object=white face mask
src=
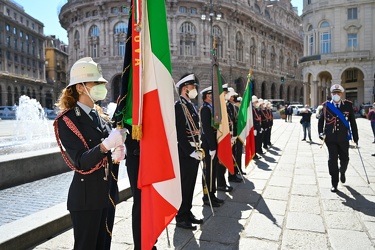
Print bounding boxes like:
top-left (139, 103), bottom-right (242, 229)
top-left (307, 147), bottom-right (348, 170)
top-left (84, 83), bottom-right (108, 102)
top-left (187, 88), bottom-right (198, 99)
top-left (332, 94), bottom-right (341, 102)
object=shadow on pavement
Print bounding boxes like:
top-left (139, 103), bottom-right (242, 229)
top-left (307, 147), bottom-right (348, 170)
top-left (337, 186), bottom-right (375, 217)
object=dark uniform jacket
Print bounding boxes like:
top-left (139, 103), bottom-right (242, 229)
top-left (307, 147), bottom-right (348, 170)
top-left (175, 96), bottom-right (200, 157)
top-left (252, 107), bottom-right (262, 132)
top-left (55, 105), bottom-right (114, 211)
top-left (200, 102), bottom-right (217, 151)
top-left (318, 100), bottom-right (359, 143)
top-left (227, 102), bottom-right (239, 136)
top-left (260, 108), bottom-right (269, 129)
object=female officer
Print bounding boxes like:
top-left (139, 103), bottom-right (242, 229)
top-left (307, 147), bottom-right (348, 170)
top-left (54, 57), bottom-right (126, 250)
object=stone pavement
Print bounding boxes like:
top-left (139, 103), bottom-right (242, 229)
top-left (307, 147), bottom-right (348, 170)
top-left (10, 116), bottom-right (375, 249)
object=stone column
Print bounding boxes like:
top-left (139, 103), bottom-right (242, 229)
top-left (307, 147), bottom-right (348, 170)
top-left (363, 78), bottom-right (374, 103)
top-left (310, 80), bottom-right (319, 108)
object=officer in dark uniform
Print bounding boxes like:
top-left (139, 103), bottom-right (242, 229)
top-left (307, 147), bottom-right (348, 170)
top-left (252, 95), bottom-right (263, 158)
top-left (226, 88), bottom-right (243, 182)
top-left (54, 57), bottom-right (127, 250)
top-left (318, 84), bottom-right (359, 192)
top-left (258, 98), bottom-right (269, 150)
top-left (200, 86), bottom-right (224, 207)
top-left (265, 101), bottom-right (274, 147)
top-left (174, 74), bottom-right (204, 230)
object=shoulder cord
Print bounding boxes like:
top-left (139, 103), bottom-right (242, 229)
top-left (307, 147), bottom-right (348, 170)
top-left (53, 112), bottom-right (108, 175)
top-left (253, 107), bottom-right (261, 121)
top-left (181, 103), bottom-right (199, 135)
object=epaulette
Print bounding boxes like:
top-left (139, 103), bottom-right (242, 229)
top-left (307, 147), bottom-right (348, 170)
top-left (344, 99), bottom-right (352, 104)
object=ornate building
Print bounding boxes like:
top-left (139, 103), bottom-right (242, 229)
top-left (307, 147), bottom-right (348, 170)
top-left (0, 0), bottom-right (50, 107)
top-left (59, 0), bottom-right (303, 104)
top-left (300, 0), bottom-right (375, 108)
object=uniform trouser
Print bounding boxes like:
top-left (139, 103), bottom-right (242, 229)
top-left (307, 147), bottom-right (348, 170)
top-left (255, 132), bottom-right (263, 154)
top-left (202, 142), bottom-right (217, 198)
top-left (217, 162), bottom-right (228, 187)
top-left (326, 140), bottom-right (349, 187)
top-left (230, 138), bottom-right (243, 175)
top-left (126, 154), bottom-right (142, 250)
top-left (70, 208), bottom-right (107, 250)
top-left (302, 122), bottom-right (311, 140)
top-left (265, 126), bottom-right (272, 145)
top-left (176, 155), bottom-right (199, 222)
top-left (263, 128), bottom-right (270, 148)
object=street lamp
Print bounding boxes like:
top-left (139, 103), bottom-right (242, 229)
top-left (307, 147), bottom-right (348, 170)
top-left (201, 0), bottom-right (222, 58)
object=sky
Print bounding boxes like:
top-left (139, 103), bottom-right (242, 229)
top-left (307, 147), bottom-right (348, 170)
top-left (16, 0), bottom-right (303, 46)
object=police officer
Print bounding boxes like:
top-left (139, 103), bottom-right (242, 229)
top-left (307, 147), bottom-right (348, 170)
top-left (226, 88), bottom-right (244, 181)
top-left (174, 74), bottom-right (204, 230)
top-left (318, 84), bottom-right (359, 192)
top-left (200, 86), bottom-right (224, 207)
top-left (252, 95), bottom-right (263, 158)
top-left (258, 98), bottom-right (269, 150)
top-left (54, 57), bottom-right (127, 250)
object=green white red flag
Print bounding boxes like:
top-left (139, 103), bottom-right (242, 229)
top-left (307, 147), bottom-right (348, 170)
top-left (212, 58), bottom-right (234, 174)
top-left (237, 73), bottom-right (255, 166)
top-left (138, 1), bottom-right (182, 249)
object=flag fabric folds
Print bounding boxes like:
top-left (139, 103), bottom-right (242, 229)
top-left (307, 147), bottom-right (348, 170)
top-left (212, 58), bottom-right (235, 174)
top-left (237, 74), bottom-right (256, 167)
top-left (138, 1), bottom-right (181, 249)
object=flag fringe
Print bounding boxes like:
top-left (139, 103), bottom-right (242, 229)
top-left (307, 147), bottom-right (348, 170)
top-left (132, 125), bottom-right (143, 140)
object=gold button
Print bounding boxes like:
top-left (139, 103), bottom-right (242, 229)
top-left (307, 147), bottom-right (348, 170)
top-left (81, 179), bottom-right (84, 181)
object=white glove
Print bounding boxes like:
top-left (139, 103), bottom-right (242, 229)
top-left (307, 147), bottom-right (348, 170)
top-left (209, 150), bottom-right (216, 158)
top-left (102, 128), bottom-right (127, 150)
top-left (254, 130), bottom-right (257, 136)
top-left (112, 144), bottom-right (126, 162)
top-left (231, 137), bottom-right (237, 145)
top-left (260, 128), bottom-right (263, 133)
top-left (190, 150), bottom-right (204, 161)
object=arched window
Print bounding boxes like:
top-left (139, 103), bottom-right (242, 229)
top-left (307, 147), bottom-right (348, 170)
top-left (307, 25), bottom-right (314, 56)
top-left (254, 4), bottom-right (261, 14)
top-left (236, 32), bottom-right (243, 62)
top-left (319, 21), bottom-right (331, 54)
top-left (265, 10), bottom-right (271, 19)
top-left (212, 25), bottom-right (223, 58)
top-left (250, 38), bottom-right (256, 66)
top-left (113, 22), bottom-right (128, 56)
top-left (179, 22), bottom-right (197, 56)
top-left (89, 25), bottom-right (100, 57)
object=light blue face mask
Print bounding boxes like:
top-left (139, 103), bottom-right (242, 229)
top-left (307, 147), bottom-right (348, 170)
top-left (332, 94), bottom-right (341, 102)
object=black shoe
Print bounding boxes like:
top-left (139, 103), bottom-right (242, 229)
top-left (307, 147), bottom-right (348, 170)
top-left (253, 155), bottom-right (262, 159)
top-left (263, 146), bottom-right (268, 149)
top-left (211, 196), bottom-right (224, 203)
top-left (372, 153), bottom-right (375, 157)
top-left (258, 151), bottom-right (265, 155)
top-left (340, 173), bottom-right (346, 183)
top-left (309, 138), bottom-right (312, 141)
top-left (203, 199), bottom-right (221, 207)
top-left (331, 186), bottom-right (338, 192)
top-left (188, 215), bottom-right (203, 224)
top-left (176, 221), bottom-right (197, 230)
top-left (240, 170), bottom-right (247, 175)
top-left (217, 185), bottom-right (233, 192)
top-left (301, 139), bottom-right (306, 141)
top-left (229, 176), bottom-right (242, 183)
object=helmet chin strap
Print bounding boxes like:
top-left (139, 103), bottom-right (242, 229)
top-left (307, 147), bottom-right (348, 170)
top-left (82, 83), bottom-right (96, 105)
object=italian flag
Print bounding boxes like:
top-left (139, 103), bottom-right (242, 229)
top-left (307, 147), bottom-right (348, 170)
top-left (237, 76), bottom-right (255, 167)
top-left (212, 62), bottom-right (234, 174)
top-left (138, 1), bottom-right (181, 249)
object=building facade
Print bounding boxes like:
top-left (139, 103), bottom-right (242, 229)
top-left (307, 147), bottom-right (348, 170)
top-left (0, 0), bottom-right (51, 107)
top-left (45, 35), bottom-right (69, 108)
top-left (300, 0), bottom-right (375, 108)
top-left (59, 0), bottom-right (303, 105)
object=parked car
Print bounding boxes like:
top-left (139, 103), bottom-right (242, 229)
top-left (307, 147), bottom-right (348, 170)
top-left (288, 104), bottom-right (304, 115)
top-left (360, 104), bottom-right (373, 118)
top-left (0, 106), bottom-right (17, 120)
top-left (44, 108), bottom-right (57, 120)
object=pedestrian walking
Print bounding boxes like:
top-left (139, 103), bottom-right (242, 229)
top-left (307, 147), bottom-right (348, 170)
top-left (318, 84), bottom-right (359, 192)
top-left (174, 74), bottom-right (204, 230)
top-left (54, 57), bottom-right (127, 250)
top-left (367, 102), bottom-right (375, 143)
top-left (300, 104), bottom-right (312, 142)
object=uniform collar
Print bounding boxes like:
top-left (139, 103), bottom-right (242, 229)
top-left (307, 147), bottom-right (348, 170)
top-left (77, 101), bottom-right (92, 115)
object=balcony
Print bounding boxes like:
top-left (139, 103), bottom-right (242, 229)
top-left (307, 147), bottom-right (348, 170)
top-left (299, 50), bottom-right (371, 64)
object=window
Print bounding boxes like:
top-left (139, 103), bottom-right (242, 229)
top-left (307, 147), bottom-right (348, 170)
top-left (179, 7), bottom-right (187, 13)
top-left (254, 4), bottom-right (261, 13)
top-left (89, 25), bottom-right (100, 36)
top-left (346, 69), bottom-right (358, 82)
top-left (111, 7), bottom-right (119, 14)
top-left (348, 8), bottom-right (357, 20)
top-left (7, 36), bottom-right (11, 47)
top-left (14, 38), bottom-right (17, 49)
top-left (122, 6), bottom-right (129, 13)
top-left (190, 8), bottom-right (197, 14)
top-left (179, 22), bottom-right (197, 56)
top-left (93, 10), bottom-right (98, 16)
top-left (308, 0), bottom-right (312, 4)
top-left (20, 31), bottom-right (23, 38)
top-left (6, 24), bottom-right (10, 32)
top-left (13, 27), bottom-right (17, 35)
top-left (320, 32), bottom-right (331, 54)
top-left (86, 12), bottom-right (91, 18)
top-left (308, 35), bottom-right (314, 55)
top-left (348, 33), bottom-right (357, 49)
top-left (114, 22), bottom-right (127, 34)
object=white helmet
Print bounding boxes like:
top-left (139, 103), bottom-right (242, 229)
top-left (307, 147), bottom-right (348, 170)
top-left (68, 57), bottom-right (108, 87)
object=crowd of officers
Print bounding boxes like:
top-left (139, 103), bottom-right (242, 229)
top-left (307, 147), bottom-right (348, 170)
top-left (174, 73), bottom-right (274, 230)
